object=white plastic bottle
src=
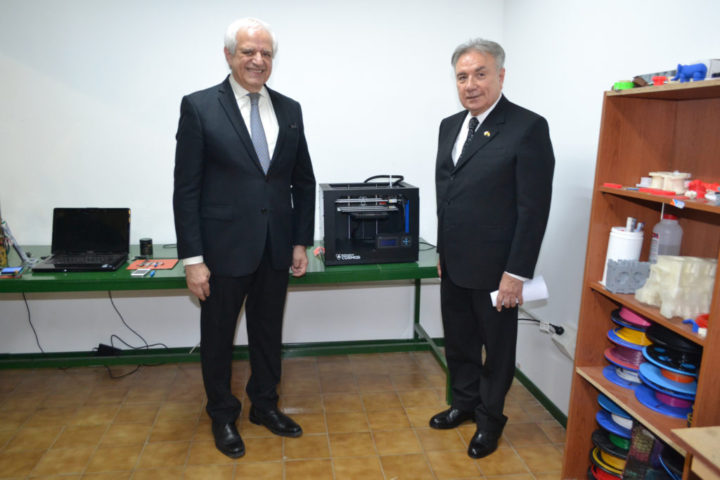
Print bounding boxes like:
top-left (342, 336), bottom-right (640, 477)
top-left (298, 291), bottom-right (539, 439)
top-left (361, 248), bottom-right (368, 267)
top-left (649, 214), bottom-right (683, 263)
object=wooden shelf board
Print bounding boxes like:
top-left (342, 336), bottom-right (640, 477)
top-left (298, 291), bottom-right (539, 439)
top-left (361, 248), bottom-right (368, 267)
top-left (576, 366), bottom-right (686, 454)
top-left (671, 426), bottom-right (720, 479)
top-left (589, 282), bottom-right (706, 347)
top-left (599, 187), bottom-right (720, 215)
top-left (606, 78), bottom-right (720, 100)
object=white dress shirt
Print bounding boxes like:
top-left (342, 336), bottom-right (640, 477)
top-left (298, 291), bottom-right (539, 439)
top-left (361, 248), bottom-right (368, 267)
top-left (227, 74), bottom-right (279, 157)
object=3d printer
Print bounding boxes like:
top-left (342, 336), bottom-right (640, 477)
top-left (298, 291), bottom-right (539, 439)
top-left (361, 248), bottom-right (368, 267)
top-left (320, 176), bottom-right (419, 265)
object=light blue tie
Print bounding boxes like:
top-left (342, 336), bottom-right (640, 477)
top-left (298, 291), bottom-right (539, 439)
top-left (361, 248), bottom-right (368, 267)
top-left (248, 92), bottom-right (271, 173)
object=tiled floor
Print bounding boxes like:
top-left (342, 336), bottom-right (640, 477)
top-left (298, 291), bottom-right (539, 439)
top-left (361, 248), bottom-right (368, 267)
top-left (0, 352), bottom-right (565, 479)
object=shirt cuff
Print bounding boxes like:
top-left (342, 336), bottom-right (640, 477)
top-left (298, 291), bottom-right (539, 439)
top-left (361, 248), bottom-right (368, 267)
top-left (505, 271), bottom-right (529, 282)
top-left (182, 256), bottom-right (204, 266)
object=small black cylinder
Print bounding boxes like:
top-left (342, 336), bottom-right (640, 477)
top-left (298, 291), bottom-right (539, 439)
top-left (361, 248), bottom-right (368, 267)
top-left (139, 238), bottom-right (153, 257)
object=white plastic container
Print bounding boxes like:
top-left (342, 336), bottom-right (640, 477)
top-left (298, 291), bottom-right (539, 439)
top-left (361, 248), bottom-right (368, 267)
top-left (649, 214), bottom-right (683, 263)
top-left (601, 226), bottom-right (644, 285)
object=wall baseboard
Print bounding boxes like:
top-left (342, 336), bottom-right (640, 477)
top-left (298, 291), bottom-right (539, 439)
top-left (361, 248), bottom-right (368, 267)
top-left (0, 338), bottom-right (444, 369)
top-left (514, 367), bottom-right (568, 428)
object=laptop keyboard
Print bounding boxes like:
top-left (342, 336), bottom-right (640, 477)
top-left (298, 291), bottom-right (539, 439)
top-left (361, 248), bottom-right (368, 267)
top-left (50, 254), bottom-right (121, 266)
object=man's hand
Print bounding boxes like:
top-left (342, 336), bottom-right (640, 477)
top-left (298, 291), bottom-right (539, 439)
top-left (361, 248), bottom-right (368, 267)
top-left (495, 272), bottom-right (523, 312)
top-left (185, 262), bottom-right (211, 301)
top-left (437, 260), bottom-right (442, 278)
top-left (291, 245), bottom-right (308, 277)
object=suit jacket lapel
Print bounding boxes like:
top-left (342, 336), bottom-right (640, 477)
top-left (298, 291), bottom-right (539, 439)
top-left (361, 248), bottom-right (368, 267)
top-left (439, 112), bottom-right (465, 169)
top-left (267, 87), bottom-right (288, 170)
top-left (217, 77), bottom-right (265, 173)
top-left (453, 95), bottom-right (508, 172)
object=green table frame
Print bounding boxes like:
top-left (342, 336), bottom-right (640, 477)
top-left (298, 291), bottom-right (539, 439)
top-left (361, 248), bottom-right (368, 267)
top-left (1, 244), bottom-right (571, 421)
top-left (0, 244), bottom-right (448, 393)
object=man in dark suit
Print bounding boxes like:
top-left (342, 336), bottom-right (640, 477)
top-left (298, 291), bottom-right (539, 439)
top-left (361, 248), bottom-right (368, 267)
top-left (173, 17), bottom-right (316, 458)
top-left (430, 38), bottom-right (554, 459)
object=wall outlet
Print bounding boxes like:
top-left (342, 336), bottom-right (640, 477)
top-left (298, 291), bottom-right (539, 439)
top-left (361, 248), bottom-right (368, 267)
top-left (551, 323), bottom-right (577, 360)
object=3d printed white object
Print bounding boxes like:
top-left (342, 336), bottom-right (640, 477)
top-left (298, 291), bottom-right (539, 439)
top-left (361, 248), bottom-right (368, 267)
top-left (635, 255), bottom-right (716, 318)
top-left (648, 171), bottom-right (691, 194)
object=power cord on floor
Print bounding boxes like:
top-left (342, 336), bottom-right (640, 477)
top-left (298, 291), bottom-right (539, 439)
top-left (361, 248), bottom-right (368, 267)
top-left (99, 291), bottom-right (170, 379)
top-left (102, 364), bottom-right (141, 379)
top-left (17, 291), bottom-right (171, 377)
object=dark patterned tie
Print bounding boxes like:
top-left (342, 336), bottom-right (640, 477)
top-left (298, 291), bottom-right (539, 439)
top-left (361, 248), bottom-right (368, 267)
top-left (460, 116), bottom-right (479, 160)
top-left (248, 93), bottom-right (271, 173)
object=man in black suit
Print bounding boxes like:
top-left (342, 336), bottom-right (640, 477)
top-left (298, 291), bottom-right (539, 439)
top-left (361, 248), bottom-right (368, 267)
top-left (430, 38), bottom-right (554, 459)
top-left (173, 17), bottom-right (316, 458)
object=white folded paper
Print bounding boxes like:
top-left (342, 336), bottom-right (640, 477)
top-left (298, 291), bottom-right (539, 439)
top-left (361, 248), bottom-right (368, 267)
top-left (490, 275), bottom-right (549, 307)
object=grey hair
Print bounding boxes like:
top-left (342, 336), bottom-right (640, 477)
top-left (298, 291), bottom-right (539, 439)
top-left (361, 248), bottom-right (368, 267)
top-left (224, 17), bottom-right (278, 57)
top-left (451, 38), bottom-right (505, 70)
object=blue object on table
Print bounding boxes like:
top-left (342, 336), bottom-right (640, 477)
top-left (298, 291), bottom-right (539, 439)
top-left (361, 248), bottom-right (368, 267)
top-left (682, 318), bottom-right (699, 332)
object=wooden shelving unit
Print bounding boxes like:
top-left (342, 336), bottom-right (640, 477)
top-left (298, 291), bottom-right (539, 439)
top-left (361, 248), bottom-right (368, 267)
top-left (561, 79), bottom-right (720, 479)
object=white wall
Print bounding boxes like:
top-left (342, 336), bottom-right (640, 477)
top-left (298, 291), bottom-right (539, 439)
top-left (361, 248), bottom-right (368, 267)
top-left (2, 0), bottom-right (720, 416)
top-left (0, 1), bottom-right (502, 353)
top-left (0, 282), bottom-right (426, 354)
top-left (0, 0), bottom-right (504, 244)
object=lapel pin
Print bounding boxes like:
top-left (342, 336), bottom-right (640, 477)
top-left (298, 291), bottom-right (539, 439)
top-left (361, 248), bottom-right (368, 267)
top-left (483, 131), bottom-right (491, 137)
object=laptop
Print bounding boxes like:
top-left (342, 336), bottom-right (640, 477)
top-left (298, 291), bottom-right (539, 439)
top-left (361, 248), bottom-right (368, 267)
top-left (32, 208), bottom-right (131, 272)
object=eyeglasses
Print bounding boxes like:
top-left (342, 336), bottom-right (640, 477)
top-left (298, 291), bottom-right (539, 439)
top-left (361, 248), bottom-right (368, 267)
top-left (237, 48), bottom-right (273, 60)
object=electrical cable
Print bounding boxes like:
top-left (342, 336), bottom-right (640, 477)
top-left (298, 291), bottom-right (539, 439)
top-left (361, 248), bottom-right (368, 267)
top-left (103, 291), bottom-right (169, 379)
top-left (21, 292), bottom-right (45, 354)
top-left (109, 334), bottom-right (168, 351)
top-left (108, 291), bottom-right (164, 350)
top-left (18, 290), bottom-right (168, 378)
top-left (419, 240), bottom-right (436, 251)
top-left (103, 364), bottom-right (141, 379)
top-left (363, 174), bottom-right (404, 185)
top-left (518, 314), bottom-right (565, 335)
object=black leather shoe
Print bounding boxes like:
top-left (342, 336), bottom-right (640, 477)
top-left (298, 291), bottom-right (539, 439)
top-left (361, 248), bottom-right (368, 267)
top-left (467, 429), bottom-right (500, 458)
top-left (429, 407), bottom-right (474, 429)
top-left (249, 406), bottom-right (303, 437)
top-left (211, 421), bottom-right (245, 458)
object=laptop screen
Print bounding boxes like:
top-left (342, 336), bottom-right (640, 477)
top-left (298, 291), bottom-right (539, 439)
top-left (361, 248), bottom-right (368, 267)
top-left (51, 208), bottom-right (130, 254)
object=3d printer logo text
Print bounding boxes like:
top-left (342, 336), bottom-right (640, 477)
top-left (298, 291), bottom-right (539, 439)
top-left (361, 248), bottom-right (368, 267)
top-left (336, 253), bottom-right (361, 261)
